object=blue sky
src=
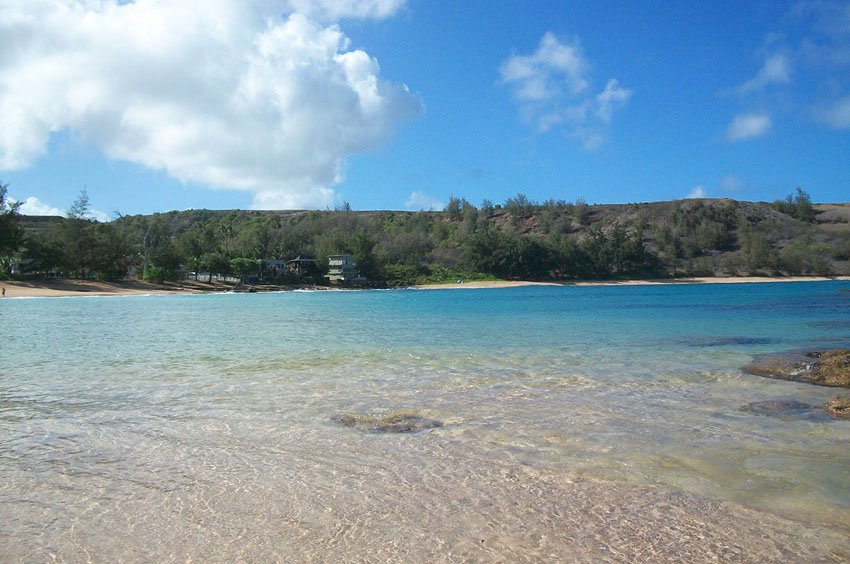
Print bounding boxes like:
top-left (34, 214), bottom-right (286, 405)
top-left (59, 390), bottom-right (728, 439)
top-left (2, 0), bottom-right (848, 218)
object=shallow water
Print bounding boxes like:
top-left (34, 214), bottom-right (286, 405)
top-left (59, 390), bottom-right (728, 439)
top-left (1, 282), bottom-right (849, 562)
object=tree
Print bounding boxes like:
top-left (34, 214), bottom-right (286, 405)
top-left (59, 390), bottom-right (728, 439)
top-left (465, 228), bottom-right (554, 279)
top-left (0, 181), bottom-right (24, 276)
top-left (573, 198), bottom-right (591, 225)
top-left (445, 196), bottom-right (463, 221)
top-left (772, 187), bottom-right (816, 223)
top-left (67, 188), bottom-right (91, 220)
top-left (59, 189), bottom-right (99, 276)
top-left (230, 257), bottom-right (259, 283)
top-left (505, 193), bottom-right (533, 222)
top-left (480, 199), bottom-right (494, 216)
top-left (199, 252), bottom-right (231, 282)
top-left (89, 223), bottom-right (133, 280)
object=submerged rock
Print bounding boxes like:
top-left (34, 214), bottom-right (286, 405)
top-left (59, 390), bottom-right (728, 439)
top-left (744, 349), bottom-right (850, 388)
top-left (827, 396), bottom-right (850, 419)
top-left (333, 410), bottom-right (443, 434)
top-left (738, 400), bottom-right (839, 422)
top-left (739, 400), bottom-right (816, 416)
top-left (674, 336), bottom-right (777, 347)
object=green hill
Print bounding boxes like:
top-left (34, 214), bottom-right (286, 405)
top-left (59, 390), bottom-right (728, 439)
top-left (9, 196), bottom-right (850, 284)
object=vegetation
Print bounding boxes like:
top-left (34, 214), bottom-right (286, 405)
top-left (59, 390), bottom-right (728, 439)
top-left (4, 183), bottom-right (849, 285)
top-left (772, 187), bottom-right (816, 223)
top-left (0, 182), bottom-right (24, 278)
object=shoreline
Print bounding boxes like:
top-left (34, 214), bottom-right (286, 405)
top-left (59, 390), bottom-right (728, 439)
top-left (0, 279), bottom-right (240, 299)
top-left (413, 275), bottom-right (850, 290)
top-left (1, 275), bottom-right (848, 298)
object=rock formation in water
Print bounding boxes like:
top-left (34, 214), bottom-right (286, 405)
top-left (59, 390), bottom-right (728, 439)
top-left (737, 399), bottom-right (839, 421)
top-left (744, 349), bottom-right (850, 388)
top-left (827, 396), bottom-right (850, 419)
top-left (332, 410), bottom-right (443, 433)
top-left (739, 400), bottom-right (815, 416)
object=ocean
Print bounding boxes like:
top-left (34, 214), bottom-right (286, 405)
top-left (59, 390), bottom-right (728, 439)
top-left (1, 281), bottom-right (849, 562)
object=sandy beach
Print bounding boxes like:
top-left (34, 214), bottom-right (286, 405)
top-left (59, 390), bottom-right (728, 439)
top-left (1, 276), bottom-right (848, 298)
top-left (0, 279), bottom-right (230, 298)
top-left (413, 276), bottom-right (850, 290)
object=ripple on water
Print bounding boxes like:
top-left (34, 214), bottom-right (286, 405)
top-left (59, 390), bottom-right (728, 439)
top-left (2, 283), bottom-right (850, 561)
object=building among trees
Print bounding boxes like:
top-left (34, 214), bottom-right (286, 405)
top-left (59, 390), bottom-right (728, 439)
top-left (286, 256), bottom-right (316, 277)
top-left (326, 254), bottom-right (365, 285)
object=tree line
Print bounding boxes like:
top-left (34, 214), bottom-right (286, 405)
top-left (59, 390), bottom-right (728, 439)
top-left (1, 182), bottom-right (845, 285)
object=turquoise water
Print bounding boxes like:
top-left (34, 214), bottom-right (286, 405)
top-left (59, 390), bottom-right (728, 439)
top-left (1, 282), bottom-right (849, 561)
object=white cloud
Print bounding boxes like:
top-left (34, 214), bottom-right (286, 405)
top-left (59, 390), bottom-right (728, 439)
top-left (726, 113), bottom-right (772, 141)
top-left (500, 33), bottom-right (630, 148)
top-left (0, 1), bottom-right (420, 210)
top-left (818, 95), bottom-right (850, 129)
top-left (14, 196), bottom-right (63, 216)
top-left (10, 195), bottom-right (110, 222)
top-left (728, 5), bottom-right (850, 135)
top-left (405, 191), bottom-right (444, 211)
top-left (284, 0), bottom-right (406, 21)
top-left (595, 79), bottom-right (632, 122)
top-left (569, 128), bottom-right (605, 151)
top-left (687, 186), bottom-right (707, 199)
top-left (86, 208), bottom-right (111, 223)
top-left (500, 32), bottom-right (588, 101)
top-left (738, 54), bottom-right (792, 93)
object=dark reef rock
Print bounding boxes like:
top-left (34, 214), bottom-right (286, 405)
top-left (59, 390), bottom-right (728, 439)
top-left (827, 396), bottom-right (850, 419)
top-left (737, 400), bottom-right (833, 421)
top-left (333, 410), bottom-right (443, 434)
top-left (674, 336), bottom-right (778, 347)
top-left (744, 349), bottom-right (850, 388)
top-left (737, 399), bottom-right (846, 421)
top-left (739, 400), bottom-right (816, 416)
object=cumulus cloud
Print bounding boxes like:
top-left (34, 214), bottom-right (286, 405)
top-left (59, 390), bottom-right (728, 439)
top-left (11, 195), bottom-right (109, 222)
top-left (726, 113), bottom-right (772, 141)
top-left (404, 191), bottom-right (444, 211)
top-left (84, 208), bottom-right (111, 223)
top-left (0, 0), bottom-right (420, 209)
top-left (285, 0), bottom-right (406, 21)
top-left (738, 54), bottom-right (792, 93)
top-left (500, 33), bottom-right (630, 148)
top-left (14, 196), bottom-right (64, 217)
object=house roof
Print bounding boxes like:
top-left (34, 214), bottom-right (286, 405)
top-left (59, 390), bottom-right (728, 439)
top-left (286, 256), bottom-right (316, 263)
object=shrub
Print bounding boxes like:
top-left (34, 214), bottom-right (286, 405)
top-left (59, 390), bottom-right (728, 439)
top-left (143, 266), bottom-right (169, 283)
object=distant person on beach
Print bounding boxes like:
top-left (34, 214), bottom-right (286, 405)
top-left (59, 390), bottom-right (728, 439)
top-left (1, 286), bottom-right (5, 297)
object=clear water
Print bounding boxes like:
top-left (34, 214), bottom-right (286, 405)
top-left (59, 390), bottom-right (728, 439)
top-left (1, 282), bottom-right (849, 562)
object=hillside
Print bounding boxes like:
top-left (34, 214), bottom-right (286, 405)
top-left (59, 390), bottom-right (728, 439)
top-left (10, 197), bottom-right (850, 284)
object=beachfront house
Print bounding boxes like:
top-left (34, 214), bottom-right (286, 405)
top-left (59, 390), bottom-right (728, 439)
top-left (262, 259), bottom-right (287, 276)
top-left (326, 254), bottom-right (365, 285)
top-left (286, 257), bottom-right (316, 277)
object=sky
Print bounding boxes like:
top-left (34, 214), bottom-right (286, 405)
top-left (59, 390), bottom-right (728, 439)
top-left (1, 0), bottom-right (849, 219)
